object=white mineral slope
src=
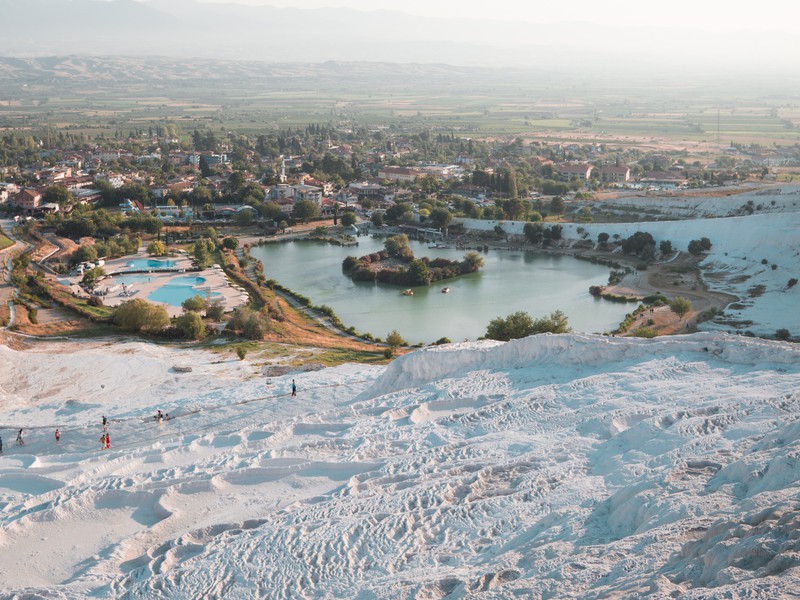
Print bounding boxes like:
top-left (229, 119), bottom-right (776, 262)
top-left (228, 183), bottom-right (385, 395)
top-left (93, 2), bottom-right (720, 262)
top-left (1, 332), bottom-right (800, 599)
top-left (462, 186), bottom-right (800, 336)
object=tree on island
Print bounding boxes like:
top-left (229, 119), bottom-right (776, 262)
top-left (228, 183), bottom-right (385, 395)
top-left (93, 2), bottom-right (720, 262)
top-left (384, 233), bottom-right (411, 258)
top-left (462, 251), bottom-right (485, 273)
top-left (408, 259), bottom-right (432, 285)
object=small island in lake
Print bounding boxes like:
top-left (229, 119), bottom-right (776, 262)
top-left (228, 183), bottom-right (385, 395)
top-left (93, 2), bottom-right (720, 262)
top-left (342, 234), bottom-right (485, 287)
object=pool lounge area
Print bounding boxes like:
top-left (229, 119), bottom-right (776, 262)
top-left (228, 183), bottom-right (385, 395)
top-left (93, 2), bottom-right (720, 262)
top-left (60, 252), bottom-right (249, 317)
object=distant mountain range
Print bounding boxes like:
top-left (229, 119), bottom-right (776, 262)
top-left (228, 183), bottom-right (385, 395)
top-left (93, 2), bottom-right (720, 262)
top-left (0, 0), bottom-right (797, 74)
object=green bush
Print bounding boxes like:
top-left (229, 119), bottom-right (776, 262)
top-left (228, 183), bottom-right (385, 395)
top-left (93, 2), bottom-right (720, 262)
top-left (175, 311), bottom-right (206, 340)
top-left (113, 299), bottom-right (170, 333)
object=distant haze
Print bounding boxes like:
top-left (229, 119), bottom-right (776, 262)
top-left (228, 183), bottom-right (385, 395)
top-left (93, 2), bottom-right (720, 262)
top-left (1, 0), bottom-right (798, 75)
top-left (193, 0), bottom-right (800, 33)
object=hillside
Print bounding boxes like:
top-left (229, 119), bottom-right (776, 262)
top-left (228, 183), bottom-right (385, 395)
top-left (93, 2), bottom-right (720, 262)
top-left (0, 0), bottom-right (798, 73)
top-left (1, 332), bottom-right (799, 597)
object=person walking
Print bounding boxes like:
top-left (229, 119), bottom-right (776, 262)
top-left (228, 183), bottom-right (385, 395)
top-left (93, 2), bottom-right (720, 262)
top-left (16, 429), bottom-right (24, 446)
top-left (0, 434), bottom-right (3, 454)
top-left (55, 429), bottom-right (61, 443)
top-left (291, 379), bottom-right (297, 397)
top-left (105, 433), bottom-right (111, 449)
top-left (102, 415), bottom-right (108, 432)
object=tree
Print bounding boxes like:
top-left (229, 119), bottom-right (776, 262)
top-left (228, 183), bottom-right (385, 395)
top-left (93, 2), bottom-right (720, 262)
top-left (385, 203), bottom-right (411, 225)
top-left (340, 211), bottom-right (357, 227)
top-left (71, 244), bottom-right (98, 266)
top-left (384, 233), bottom-right (410, 257)
top-left (261, 201), bottom-right (284, 221)
top-left (386, 329), bottom-right (406, 348)
top-left (462, 251), bottom-right (484, 272)
top-left (549, 196), bottom-right (566, 215)
top-left (81, 266), bottom-right (105, 288)
top-left (598, 232), bottom-right (610, 246)
top-left (193, 238), bottom-right (214, 268)
top-left (222, 236), bottom-right (239, 250)
top-left (206, 301), bottom-right (225, 321)
top-left (292, 200), bottom-right (321, 223)
top-left (147, 240), bottom-right (166, 256)
top-left (370, 211), bottom-right (384, 227)
top-left (524, 222), bottom-right (544, 244)
top-left (485, 310), bottom-right (571, 341)
top-left (775, 328), bottom-right (791, 341)
top-left (181, 294), bottom-right (208, 314)
top-left (659, 240), bottom-right (673, 255)
top-left (234, 209), bottom-right (254, 226)
top-left (42, 186), bottom-right (74, 206)
top-left (199, 155), bottom-right (213, 177)
top-left (531, 310), bottom-right (571, 334)
top-left (486, 311), bottom-right (535, 341)
top-left (429, 207), bottom-right (453, 230)
top-left (408, 259), bottom-right (432, 285)
top-left (175, 311), bottom-right (206, 340)
top-left (669, 296), bottom-right (692, 321)
top-left (113, 299), bottom-right (170, 333)
top-left (622, 231), bottom-right (656, 258)
top-left (688, 237), bottom-right (712, 255)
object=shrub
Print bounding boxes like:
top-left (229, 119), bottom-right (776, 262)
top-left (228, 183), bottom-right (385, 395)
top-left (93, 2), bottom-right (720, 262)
top-left (632, 327), bottom-right (657, 338)
top-left (485, 310), bottom-right (571, 341)
top-left (228, 307), bottom-right (270, 339)
top-left (182, 294), bottom-right (208, 314)
top-left (386, 329), bottom-right (406, 348)
top-left (113, 299), bottom-right (170, 333)
top-left (236, 346), bottom-right (248, 360)
top-left (775, 328), bottom-right (791, 341)
top-left (206, 301), bottom-right (225, 321)
top-left (175, 311), bottom-right (206, 340)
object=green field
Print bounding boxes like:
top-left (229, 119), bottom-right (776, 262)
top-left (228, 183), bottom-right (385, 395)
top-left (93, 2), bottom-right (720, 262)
top-left (2, 59), bottom-right (799, 148)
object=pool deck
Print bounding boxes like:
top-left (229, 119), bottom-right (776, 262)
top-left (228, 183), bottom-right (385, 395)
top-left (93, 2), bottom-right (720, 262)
top-left (61, 252), bottom-right (250, 318)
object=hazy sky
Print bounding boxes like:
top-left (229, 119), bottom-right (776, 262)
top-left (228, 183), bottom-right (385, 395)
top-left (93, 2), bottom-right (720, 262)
top-left (198, 0), bottom-right (799, 32)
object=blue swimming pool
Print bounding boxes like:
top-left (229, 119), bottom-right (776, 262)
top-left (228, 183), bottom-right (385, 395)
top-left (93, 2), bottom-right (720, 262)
top-left (123, 258), bottom-right (177, 271)
top-left (147, 276), bottom-right (220, 307)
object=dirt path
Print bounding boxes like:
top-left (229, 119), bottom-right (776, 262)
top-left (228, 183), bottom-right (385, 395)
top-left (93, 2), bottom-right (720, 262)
top-left (605, 253), bottom-right (739, 335)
